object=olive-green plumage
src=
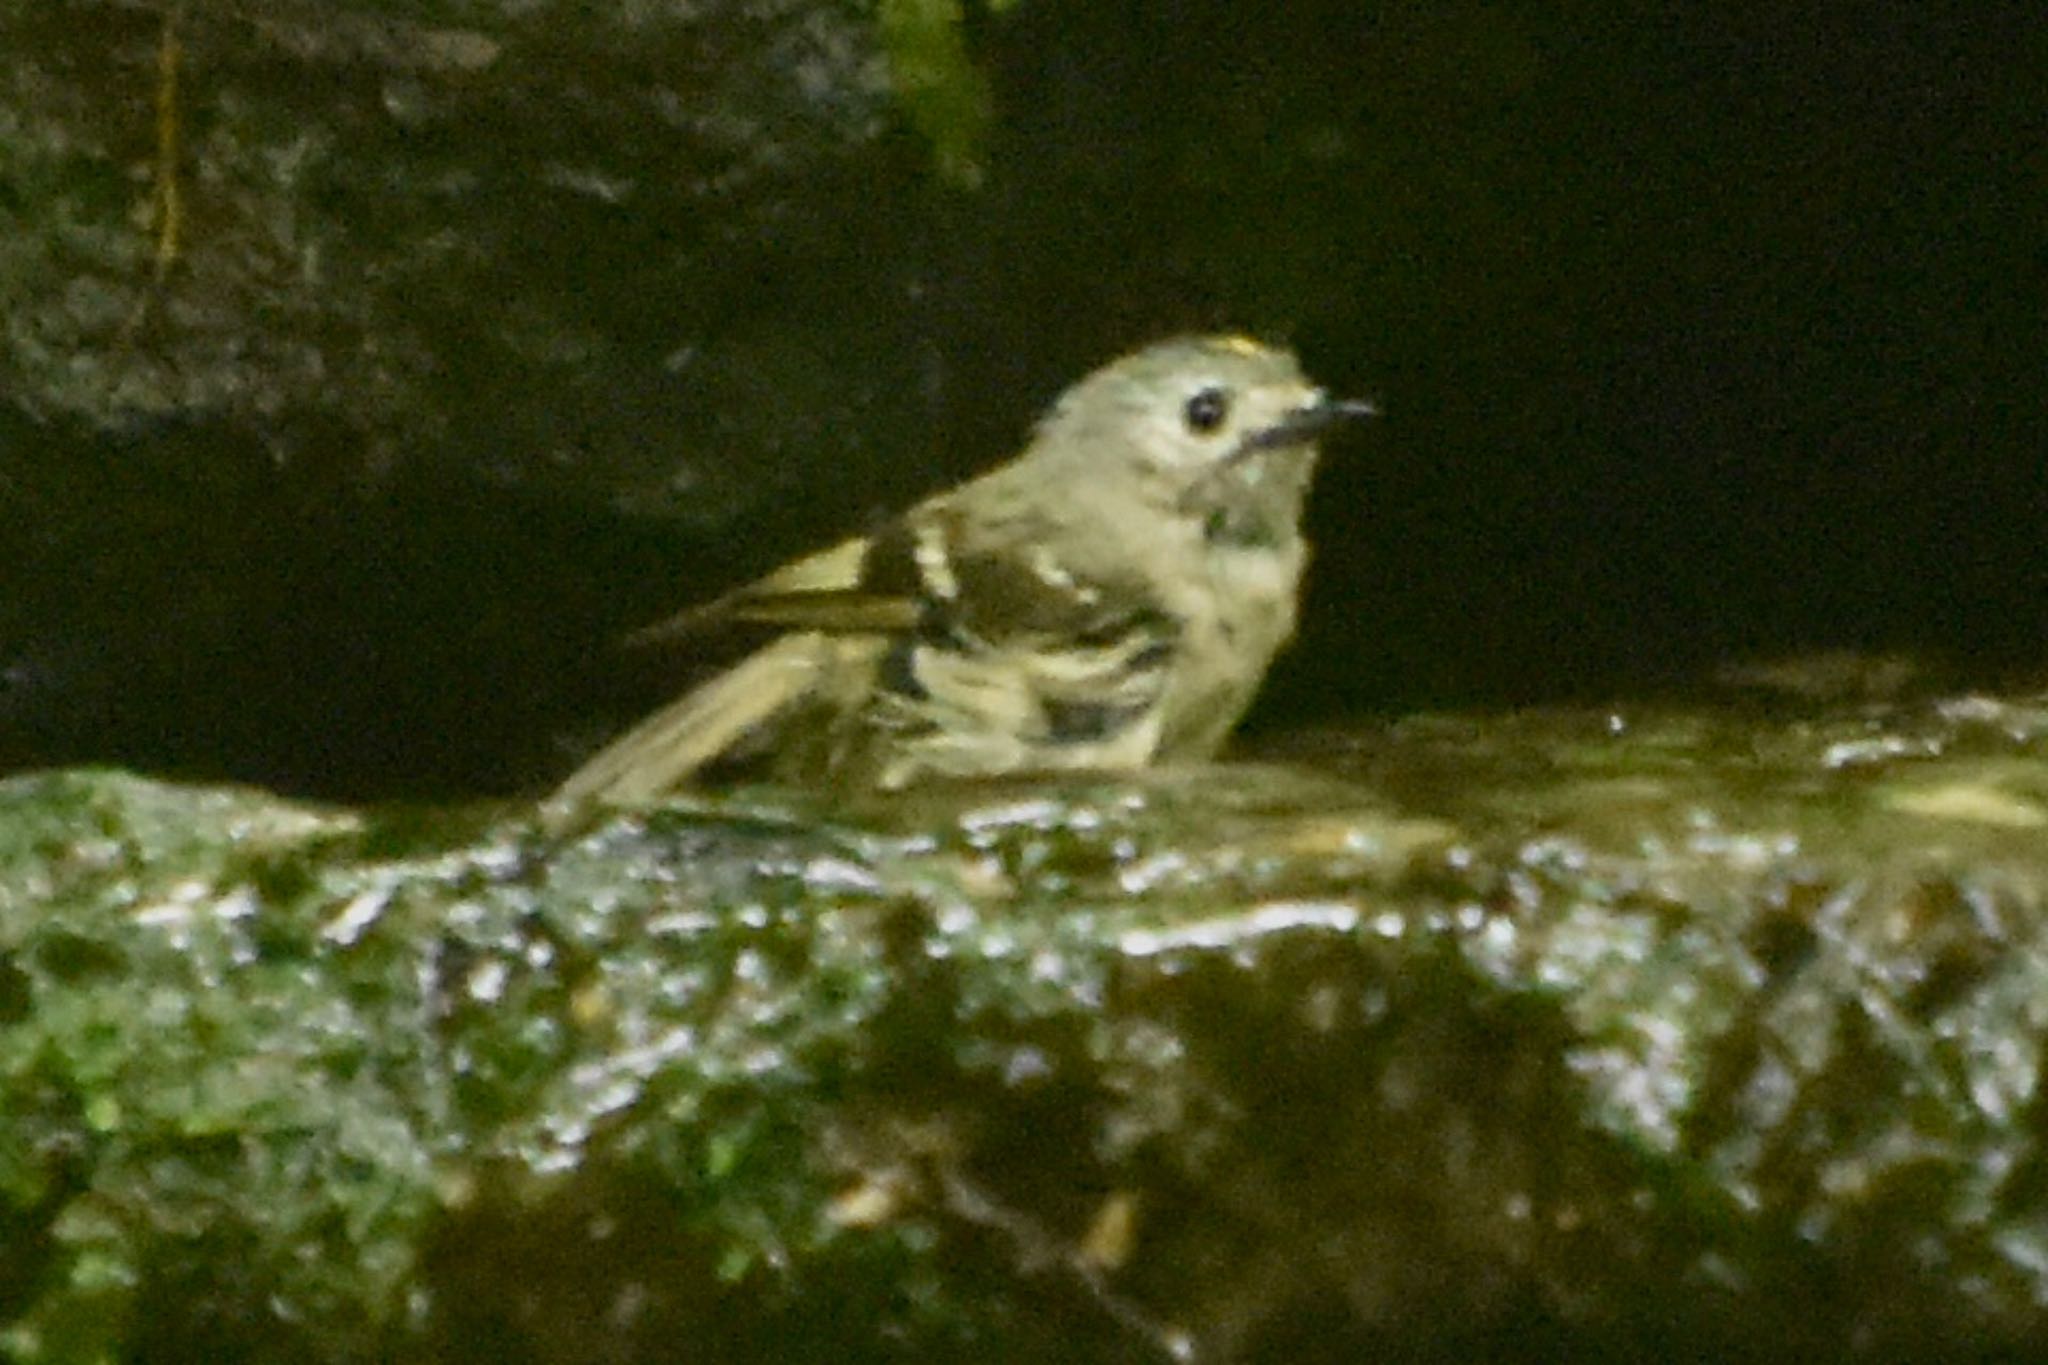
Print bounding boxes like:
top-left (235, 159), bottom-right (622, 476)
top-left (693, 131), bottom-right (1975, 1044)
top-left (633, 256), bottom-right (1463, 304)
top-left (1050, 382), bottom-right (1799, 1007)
top-left (551, 335), bottom-right (1374, 806)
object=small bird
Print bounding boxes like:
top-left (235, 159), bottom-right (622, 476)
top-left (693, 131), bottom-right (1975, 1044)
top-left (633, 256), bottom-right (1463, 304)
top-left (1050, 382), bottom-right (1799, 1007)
top-left (551, 334), bottom-right (1375, 806)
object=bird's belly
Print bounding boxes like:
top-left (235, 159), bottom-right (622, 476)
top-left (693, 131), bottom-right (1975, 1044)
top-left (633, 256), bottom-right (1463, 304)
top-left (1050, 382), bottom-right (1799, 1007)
top-left (1155, 553), bottom-right (1302, 759)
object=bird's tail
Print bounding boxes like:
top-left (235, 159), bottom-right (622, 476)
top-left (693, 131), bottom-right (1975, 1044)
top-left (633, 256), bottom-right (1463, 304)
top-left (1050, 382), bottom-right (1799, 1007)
top-left (546, 632), bottom-right (829, 812)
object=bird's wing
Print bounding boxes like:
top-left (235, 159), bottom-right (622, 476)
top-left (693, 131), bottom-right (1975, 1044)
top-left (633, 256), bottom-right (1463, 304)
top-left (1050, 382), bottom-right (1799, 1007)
top-left (853, 506), bottom-right (1187, 771)
top-left (626, 536), bottom-right (921, 644)
top-left (550, 501), bottom-right (1186, 805)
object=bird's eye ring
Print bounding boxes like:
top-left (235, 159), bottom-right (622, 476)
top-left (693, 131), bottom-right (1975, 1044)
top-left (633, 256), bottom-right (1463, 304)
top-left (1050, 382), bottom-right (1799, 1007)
top-left (1183, 386), bottom-right (1230, 434)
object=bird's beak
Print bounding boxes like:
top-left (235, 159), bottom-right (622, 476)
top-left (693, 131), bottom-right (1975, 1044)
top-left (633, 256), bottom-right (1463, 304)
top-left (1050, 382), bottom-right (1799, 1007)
top-left (1233, 391), bottom-right (1380, 459)
top-left (1316, 395), bottom-right (1383, 425)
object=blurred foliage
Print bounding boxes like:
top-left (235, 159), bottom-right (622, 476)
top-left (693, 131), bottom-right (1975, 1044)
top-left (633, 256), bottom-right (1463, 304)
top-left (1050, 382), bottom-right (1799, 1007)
top-left (877, 0), bottom-right (1019, 186)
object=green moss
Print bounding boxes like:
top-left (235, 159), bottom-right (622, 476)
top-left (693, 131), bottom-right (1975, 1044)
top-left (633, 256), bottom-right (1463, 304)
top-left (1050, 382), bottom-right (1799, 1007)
top-left (7, 697), bottom-right (2048, 1358)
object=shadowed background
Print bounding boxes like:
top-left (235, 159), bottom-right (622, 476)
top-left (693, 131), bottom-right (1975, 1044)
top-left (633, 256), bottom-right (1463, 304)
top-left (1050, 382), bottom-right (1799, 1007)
top-left (1, 0), bottom-right (2039, 800)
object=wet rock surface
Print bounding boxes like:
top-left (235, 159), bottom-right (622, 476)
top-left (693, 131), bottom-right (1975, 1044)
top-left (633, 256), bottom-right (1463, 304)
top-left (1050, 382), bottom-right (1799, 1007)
top-left (4, 692), bottom-right (2048, 1361)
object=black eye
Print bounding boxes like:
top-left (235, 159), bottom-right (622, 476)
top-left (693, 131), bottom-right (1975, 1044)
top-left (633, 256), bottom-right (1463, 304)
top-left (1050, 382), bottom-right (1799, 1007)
top-left (1183, 386), bottom-right (1230, 434)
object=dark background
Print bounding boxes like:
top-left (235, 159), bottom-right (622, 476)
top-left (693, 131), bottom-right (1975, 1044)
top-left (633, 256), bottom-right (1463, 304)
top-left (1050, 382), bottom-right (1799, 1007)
top-left (1, 0), bottom-right (2041, 800)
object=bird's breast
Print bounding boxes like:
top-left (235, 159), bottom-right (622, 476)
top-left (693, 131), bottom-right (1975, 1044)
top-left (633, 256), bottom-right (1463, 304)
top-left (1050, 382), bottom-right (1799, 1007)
top-left (1153, 535), bottom-right (1306, 758)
